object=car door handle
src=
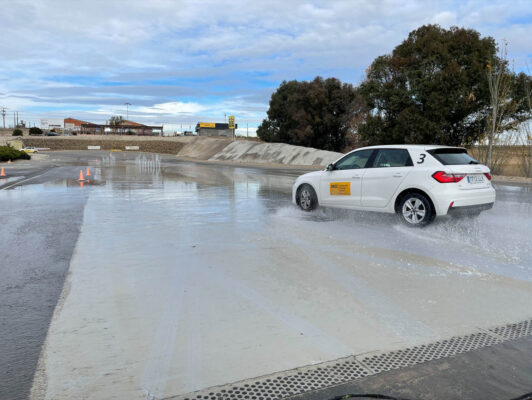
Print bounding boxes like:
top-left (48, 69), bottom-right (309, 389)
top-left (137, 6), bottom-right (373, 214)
top-left (392, 173), bottom-right (404, 177)
top-left (351, 175), bottom-right (361, 179)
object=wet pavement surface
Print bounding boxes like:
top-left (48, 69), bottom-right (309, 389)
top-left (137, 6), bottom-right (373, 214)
top-left (0, 151), bottom-right (531, 400)
top-left (0, 186), bottom-right (88, 400)
top-left (291, 335), bottom-right (532, 400)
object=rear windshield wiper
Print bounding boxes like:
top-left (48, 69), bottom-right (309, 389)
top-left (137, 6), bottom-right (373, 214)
top-left (469, 160), bottom-right (479, 164)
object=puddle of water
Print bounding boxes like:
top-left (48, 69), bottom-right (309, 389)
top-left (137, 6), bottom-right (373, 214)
top-left (0, 175), bottom-right (25, 186)
top-left (4, 153), bottom-right (532, 399)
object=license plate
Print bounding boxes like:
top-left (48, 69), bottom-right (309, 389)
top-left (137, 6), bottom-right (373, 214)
top-left (467, 174), bottom-right (484, 184)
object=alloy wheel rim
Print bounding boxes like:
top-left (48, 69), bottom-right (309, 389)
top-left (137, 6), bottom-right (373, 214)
top-left (300, 189), bottom-right (311, 209)
top-left (402, 198), bottom-right (426, 224)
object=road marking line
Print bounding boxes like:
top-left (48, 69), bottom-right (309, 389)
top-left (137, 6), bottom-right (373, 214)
top-left (0, 170), bottom-right (50, 190)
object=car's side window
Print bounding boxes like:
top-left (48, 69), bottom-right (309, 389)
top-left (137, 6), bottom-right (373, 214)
top-left (335, 150), bottom-right (374, 170)
top-left (373, 149), bottom-right (413, 168)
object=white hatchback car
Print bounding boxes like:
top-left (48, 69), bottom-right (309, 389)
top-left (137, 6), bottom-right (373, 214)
top-left (292, 145), bottom-right (495, 226)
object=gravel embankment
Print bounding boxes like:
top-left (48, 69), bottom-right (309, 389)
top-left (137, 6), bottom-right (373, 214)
top-left (22, 136), bottom-right (189, 154)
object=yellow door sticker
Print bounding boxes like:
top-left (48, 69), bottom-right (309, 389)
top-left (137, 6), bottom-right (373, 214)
top-left (330, 182), bottom-right (351, 195)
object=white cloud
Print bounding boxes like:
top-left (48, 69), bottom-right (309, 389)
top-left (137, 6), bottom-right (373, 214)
top-left (136, 101), bottom-right (206, 115)
top-left (0, 0), bottom-right (530, 125)
top-left (431, 11), bottom-right (457, 26)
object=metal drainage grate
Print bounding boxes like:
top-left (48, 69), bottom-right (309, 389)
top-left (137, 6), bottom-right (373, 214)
top-left (489, 320), bottom-right (532, 341)
top-left (170, 318), bottom-right (532, 400)
top-left (179, 357), bottom-right (370, 400)
top-left (360, 331), bottom-right (502, 374)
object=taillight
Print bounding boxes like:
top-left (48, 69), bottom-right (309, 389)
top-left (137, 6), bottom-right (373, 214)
top-left (484, 172), bottom-right (492, 181)
top-left (432, 171), bottom-right (465, 183)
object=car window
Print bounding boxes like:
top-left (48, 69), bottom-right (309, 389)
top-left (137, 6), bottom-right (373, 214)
top-left (335, 149), bottom-right (374, 170)
top-left (428, 148), bottom-right (480, 165)
top-left (373, 149), bottom-right (413, 168)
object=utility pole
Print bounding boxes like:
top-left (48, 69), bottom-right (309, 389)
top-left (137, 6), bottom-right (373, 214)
top-left (124, 102), bottom-right (131, 121)
top-left (246, 123), bottom-right (248, 138)
top-left (1, 107), bottom-right (7, 129)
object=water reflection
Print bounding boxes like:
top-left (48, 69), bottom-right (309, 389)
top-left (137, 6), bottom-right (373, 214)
top-left (8, 153), bottom-right (532, 280)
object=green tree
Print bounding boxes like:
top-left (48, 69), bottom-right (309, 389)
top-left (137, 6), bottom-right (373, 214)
top-left (257, 77), bottom-right (363, 152)
top-left (109, 115), bottom-right (124, 126)
top-left (29, 127), bottom-right (43, 135)
top-left (358, 25), bottom-right (528, 146)
top-left (12, 129), bottom-right (23, 136)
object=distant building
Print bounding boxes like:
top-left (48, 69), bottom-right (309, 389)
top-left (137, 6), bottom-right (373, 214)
top-left (80, 119), bottom-right (163, 136)
top-left (195, 122), bottom-right (237, 137)
top-left (64, 118), bottom-right (88, 132)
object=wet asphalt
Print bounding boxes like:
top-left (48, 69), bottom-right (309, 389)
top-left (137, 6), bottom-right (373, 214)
top-left (0, 151), bottom-right (531, 400)
top-left (0, 178), bottom-right (88, 400)
top-left (0, 151), bottom-right (304, 400)
top-left (291, 335), bottom-right (532, 400)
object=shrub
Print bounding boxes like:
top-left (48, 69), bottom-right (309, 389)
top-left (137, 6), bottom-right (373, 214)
top-left (29, 127), bottom-right (43, 135)
top-left (0, 146), bottom-right (31, 162)
top-left (12, 129), bottom-right (23, 136)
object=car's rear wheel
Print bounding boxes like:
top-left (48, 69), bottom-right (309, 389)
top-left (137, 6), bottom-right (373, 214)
top-left (297, 184), bottom-right (318, 211)
top-left (398, 193), bottom-right (434, 227)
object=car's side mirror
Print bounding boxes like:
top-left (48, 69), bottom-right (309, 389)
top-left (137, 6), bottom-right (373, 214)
top-left (326, 163), bottom-right (335, 171)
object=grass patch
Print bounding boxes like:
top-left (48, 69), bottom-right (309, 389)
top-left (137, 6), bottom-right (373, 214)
top-left (0, 146), bottom-right (31, 162)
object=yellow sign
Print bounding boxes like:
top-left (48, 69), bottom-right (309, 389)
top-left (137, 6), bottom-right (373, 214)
top-left (199, 122), bottom-right (216, 128)
top-left (228, 115), bottom-right (235, 129)
top-left (330, 182), bottom-right (351, 195)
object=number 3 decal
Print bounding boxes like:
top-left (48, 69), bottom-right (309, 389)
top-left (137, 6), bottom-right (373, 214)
top-left (417, 154), bottom-right (426, 164)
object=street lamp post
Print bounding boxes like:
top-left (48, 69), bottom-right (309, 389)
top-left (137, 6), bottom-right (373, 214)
top-left (125, 102), bottom-right (131, 121)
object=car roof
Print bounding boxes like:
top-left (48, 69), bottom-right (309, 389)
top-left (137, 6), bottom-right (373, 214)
top-left (351, 144), bottom-right (465, 152)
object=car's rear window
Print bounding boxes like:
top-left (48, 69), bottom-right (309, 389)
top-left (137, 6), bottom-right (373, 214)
top-left (427, 148), bottom-right (480, 165)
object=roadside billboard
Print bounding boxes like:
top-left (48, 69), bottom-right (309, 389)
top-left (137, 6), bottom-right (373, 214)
top-left (40, 118), bottom-right (63, 130)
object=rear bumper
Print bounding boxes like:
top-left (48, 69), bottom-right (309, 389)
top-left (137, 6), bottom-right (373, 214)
top-left (447, 202), bottom-right (494, 215)
top-left (434, 187), bottom-right (496, 216)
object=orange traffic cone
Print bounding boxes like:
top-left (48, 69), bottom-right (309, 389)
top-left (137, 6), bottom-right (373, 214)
top-left (78, 170), bottom-right (85, 181)
top-left (0, 167), bottom-right (5, 177)
top-left (79, 181), bottom-right (84, 189)
top-left (86, 167), bottom-right (91, 177)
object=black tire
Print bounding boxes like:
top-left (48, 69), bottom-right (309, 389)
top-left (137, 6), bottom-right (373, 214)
top-left (398, 193), bottom-right (435, 227)
top-left (297, 184), bottom-right (318, 211)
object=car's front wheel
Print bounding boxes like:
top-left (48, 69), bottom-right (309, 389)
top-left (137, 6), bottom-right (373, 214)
top-left (398, 193), bottom-right (434, 227)
top-left (297, 184), bottom-right (318, 211)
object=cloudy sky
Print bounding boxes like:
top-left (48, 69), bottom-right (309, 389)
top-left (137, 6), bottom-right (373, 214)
top-left (1, 0), bottom-right (531, 134)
